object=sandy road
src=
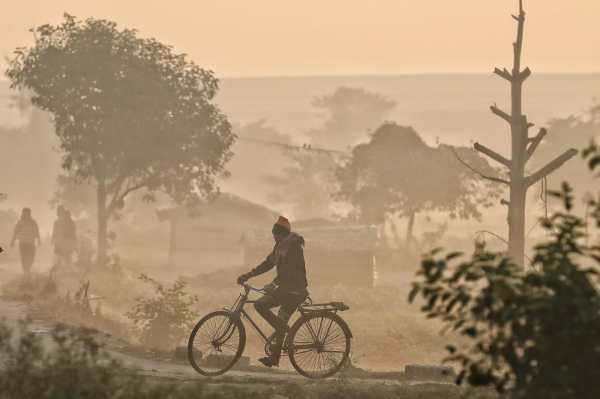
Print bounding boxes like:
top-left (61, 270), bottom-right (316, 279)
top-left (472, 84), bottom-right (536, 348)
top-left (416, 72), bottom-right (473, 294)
top-left (0, 262), bottom-right (458, 391)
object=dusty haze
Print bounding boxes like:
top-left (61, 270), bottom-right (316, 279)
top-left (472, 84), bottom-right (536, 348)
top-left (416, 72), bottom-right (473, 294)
top-left (0, 0), bottom-right (598, 382)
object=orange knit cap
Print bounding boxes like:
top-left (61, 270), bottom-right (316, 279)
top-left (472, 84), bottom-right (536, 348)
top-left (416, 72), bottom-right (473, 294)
top-left (275, 216), bottom-right (291, 231)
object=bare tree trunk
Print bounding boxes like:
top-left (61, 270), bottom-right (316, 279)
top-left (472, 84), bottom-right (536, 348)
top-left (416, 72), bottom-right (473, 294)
top-left (507, 180), bottom-right (526, 264)
top-left (507, 8), bottom-right (527, 265)
top-left (96, 178), bottom-right (108, 267)
top-left (405, 210), bottom-right (416, 249)
top-left (388, 218), bottom-right (402, 249)
top-left (469, 0), bottom-right (577, 266)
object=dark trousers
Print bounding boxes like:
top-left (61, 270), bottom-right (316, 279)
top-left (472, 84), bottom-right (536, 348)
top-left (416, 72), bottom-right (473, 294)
top-left (19, 242), bottom-right (36, 273)
top-left (254, 289), bottom-right (306, 360)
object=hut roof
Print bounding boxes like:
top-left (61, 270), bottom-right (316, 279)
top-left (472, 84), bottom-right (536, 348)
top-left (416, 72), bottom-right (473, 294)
top-left (156, 193), bottom-right (278, 229)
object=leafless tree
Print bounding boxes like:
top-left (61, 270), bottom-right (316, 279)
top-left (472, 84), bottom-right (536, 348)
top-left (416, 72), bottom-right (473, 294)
top-left (467, 0), bottom-right (577, 264)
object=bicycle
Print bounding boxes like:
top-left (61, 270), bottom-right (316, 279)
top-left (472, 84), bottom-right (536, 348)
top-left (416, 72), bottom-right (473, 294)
top-left (187, 283), bottom-right (352, 379)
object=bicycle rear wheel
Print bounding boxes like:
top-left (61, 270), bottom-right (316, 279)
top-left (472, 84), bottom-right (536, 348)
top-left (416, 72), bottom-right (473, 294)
top-left (288, 312), bottom-right (351, 379)
top-left (188, 310), bottom-right (246, 377)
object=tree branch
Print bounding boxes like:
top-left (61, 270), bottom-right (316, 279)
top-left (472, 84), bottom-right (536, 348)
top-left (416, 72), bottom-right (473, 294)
top-left (525, 127), bottom-right (547, 162)
top-left (107, 178), bottom-right (150, 214)
top-left (474, 142), bottom-right (511, 168)
top-left (107, 174), bottom-right (127, 207)
top-left (451, 147), bottom-right (510, 186)
top-left (494, 67), bottom-right (513, 82)
top-left (490, 104), bottom-right (512, 124)
top-left (526, 148), bottom-right (578, 187)
top-left (519, 67), bottom-right (531, 81)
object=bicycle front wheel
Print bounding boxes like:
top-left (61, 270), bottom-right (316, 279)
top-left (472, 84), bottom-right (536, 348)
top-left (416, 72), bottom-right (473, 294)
top-left (187, 310), bottom-right (246, 377)
top-left (288, 312), bottom-right (352, 379)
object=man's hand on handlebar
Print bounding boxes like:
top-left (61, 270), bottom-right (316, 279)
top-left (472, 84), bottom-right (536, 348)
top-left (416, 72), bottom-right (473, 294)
top-left (236, 273), bottom-right (251, 285)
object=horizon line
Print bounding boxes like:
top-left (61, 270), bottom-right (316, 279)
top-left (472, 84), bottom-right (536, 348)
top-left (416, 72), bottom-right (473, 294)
top-left (216, 71), bottom-right (600, 80)
top-left (2, 71), bottom-right (600, 83)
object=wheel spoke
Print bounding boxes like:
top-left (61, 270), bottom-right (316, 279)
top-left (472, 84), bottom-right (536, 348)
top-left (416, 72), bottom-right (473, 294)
top-left (188, 312), bottom-right (244, 376)
top-left (290, 314), bottom-right (350, 378)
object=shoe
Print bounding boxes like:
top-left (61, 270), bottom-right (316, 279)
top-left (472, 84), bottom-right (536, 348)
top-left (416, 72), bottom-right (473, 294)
top-left (258, 356), bottom-right (279, 368)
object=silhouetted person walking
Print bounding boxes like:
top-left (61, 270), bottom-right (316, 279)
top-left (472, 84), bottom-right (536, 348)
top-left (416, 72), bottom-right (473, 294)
top-left (11, 208), bottom-right (41, 273)
top-left (237, 216), bottom-right (308, 367)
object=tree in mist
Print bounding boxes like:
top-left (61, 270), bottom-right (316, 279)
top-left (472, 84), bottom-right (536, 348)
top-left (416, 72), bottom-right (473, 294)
top-left (226, 120), bottom-right (294, 201)
top-left (52, 175), bottom-right (96, 218)
top-left (465, 1), bottom-right (577, 264)
top-left (307, 86), bottom-right (396, 150)
top-left (266, 150), bottom-right (341, 220)
top-left (6, 14), bottom-right (235, 265)
top-left (337, 122), bottom-right (499, 248)
top-left (531, 104), bottom-right (600, 192)
top-left (267, 87), bottom-right (395, 220)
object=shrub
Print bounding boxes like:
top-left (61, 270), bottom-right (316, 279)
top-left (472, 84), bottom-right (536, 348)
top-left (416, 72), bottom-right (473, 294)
top-left (126, 274), bottom-right (199, 350)
top-left (0, 320), bottom-right (176, 399)
top-left (409, 150), bottom-right (600, 398)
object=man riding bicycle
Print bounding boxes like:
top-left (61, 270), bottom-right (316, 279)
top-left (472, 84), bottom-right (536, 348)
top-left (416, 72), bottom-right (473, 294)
top-left (237, 216), bottom-right (308, 367)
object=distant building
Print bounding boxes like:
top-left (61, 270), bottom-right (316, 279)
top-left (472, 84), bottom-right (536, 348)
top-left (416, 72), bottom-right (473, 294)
top-left (156, 193), bottom-right (278, 273)
top-left (158, 195), bottom-right (379, 287)
top-left (243, 218), bottom-right (379, 288)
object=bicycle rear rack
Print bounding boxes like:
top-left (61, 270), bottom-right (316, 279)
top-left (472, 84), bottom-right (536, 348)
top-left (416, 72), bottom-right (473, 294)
top-left (298, 301), bottom-right (349, 314)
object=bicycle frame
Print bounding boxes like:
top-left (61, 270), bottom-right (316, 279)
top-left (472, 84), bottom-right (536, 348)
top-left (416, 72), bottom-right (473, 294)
top-left (225, 284), bottom-right (350, 352)
top-left (189, 283), bottom-right (352, 379)
top-left (227, 284), bottom-right (272, 344)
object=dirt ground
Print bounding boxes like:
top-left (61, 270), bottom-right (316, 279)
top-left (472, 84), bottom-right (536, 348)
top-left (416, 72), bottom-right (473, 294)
top-left (0, 250), bottom-right (457, 371)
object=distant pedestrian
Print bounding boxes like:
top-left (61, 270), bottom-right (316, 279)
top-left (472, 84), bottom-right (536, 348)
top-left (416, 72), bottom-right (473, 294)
top-left (11, 208), bottom-right (41, 273)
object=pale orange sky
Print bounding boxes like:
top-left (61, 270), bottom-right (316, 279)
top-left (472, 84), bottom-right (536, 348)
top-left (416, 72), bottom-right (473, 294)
top-left (1, 0), bottom-right (599, 77)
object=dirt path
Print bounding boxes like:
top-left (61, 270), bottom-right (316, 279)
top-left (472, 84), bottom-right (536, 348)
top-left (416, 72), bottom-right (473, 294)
top-left (0, 263), bottom-right (460, 392)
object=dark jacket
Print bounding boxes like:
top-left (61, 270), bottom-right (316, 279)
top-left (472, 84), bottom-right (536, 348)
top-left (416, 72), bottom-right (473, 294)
top-left (249, 232), bottom-right (308, 294)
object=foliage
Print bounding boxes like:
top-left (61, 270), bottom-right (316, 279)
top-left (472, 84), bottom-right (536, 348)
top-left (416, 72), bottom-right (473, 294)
top-left (0, 320), bottom-right (174, 399)
top-left (126, 274), bottom-right (199, 350)
top-left (0, 317), bottom-right (488, 398)
top-left (337, 123), bottom-right (500, 238)
top-left (226, 119), bottom-right (298, 211)
top-left (409, 158), bottom-right (600, 397)
top-left (533, 104), bottom-right (600, 191)
top-left (268, 87), bottom-right (395, 219)
top-left (6, 14), bottom-right (235, 262)
top-left (51, 174), bottom-right (96, 218)
top-left (307, 86), bottom-right (396, 150)
top-left (266, 151), bottom-right (341, 219)
top-left (1, 274), bottom-right (130, 342)
top-left (0, 319), bottom-right (273, 399)
top-left (583, 139), bottom-right (600, 176)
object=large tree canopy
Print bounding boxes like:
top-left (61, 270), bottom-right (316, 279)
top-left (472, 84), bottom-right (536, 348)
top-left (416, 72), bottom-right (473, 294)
top-left (337, 122), bottom-right (500, 244)
top-left (6, 14), bottom-right (235, 263)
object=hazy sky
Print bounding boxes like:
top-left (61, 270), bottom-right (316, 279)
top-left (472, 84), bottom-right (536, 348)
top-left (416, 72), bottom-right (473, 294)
top-left (1, 1), bottom-right (599, 77)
